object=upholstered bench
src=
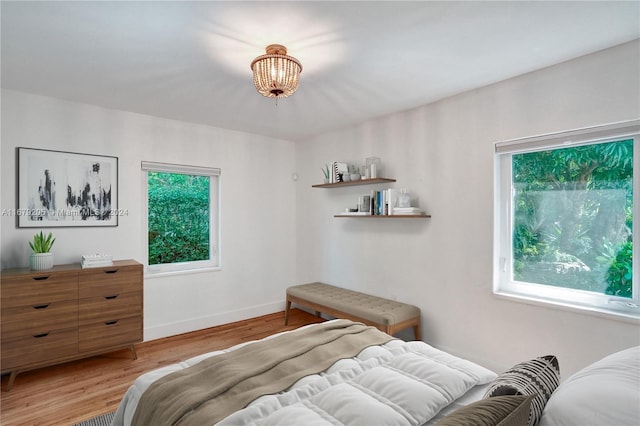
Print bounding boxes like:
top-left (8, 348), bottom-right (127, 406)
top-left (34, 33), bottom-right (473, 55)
top-left (285, 282), bottom-right (421, 340)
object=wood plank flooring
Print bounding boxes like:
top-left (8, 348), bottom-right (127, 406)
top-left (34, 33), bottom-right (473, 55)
top-left (0, 308), bottom-right (324, 426)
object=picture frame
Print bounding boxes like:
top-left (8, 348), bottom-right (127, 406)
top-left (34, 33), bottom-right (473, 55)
top-left (17, 147), bottom-right (119, 227)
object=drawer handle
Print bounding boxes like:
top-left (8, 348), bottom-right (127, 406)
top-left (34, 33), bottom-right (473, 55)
top-left (104, 269), bottom-right (119, 274)
top-left (33, 304), bottom-right (50, 310)
top-left (104, 320), bottom-right (119, 326)
top-left (33, 332), bottom-right (50, 338)
top-left (32, 276), bottom-right (50, 281)
top-left (104, 295), bottom-right (119, 300)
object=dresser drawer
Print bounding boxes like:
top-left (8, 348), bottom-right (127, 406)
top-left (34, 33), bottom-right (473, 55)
top-left (1, 272), bottom-right (77, 308)
top-left (79, 291), bottom-right (142, 325)
top-left (78, 265), bottom-right (142, 298)
top-left (1, 328), bottom-right (78, 369)
top-left (1, 300), bottom-right (78, 339)
top-left (79, 316), bottom-right (141, 352)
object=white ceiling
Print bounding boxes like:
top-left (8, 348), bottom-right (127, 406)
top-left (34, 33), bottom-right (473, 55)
top-left (2, 1), bottom-right (639, 141)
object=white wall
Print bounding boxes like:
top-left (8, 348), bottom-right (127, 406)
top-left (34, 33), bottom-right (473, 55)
top-left (295, 40), bottom-right (640, 377)
top-left (0, 90), bottom-right (297, 340)
top-left (2, 40), bottom-right (638, 379)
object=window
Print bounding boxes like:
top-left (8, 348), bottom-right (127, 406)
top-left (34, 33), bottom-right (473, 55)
top-left (142, 161), bottom-right (220, 275)
top-left (494, 121), bottom-right (639, 319)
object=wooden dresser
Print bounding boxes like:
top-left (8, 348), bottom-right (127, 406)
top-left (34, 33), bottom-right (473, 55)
top-left (1, 259), bottom-right (143, 390)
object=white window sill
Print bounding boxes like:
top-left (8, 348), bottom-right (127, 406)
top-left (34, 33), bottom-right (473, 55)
top-left (144, 266), bottom-right (221, 279)
top-left (493, 290), bottom-right (640, 324)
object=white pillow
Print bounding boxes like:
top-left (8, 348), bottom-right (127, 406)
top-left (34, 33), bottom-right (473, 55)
top-left (538, 346), bottom-right (640, 426)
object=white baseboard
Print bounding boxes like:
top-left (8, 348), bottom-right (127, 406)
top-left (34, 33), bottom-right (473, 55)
top-left (143, 300), bottom-right (285, 342)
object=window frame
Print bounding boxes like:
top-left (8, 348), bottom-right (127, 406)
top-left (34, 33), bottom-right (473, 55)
top-left (142, 161), bottom-right (221, 277)
top-left (493, 120), bottom-right (639, 320)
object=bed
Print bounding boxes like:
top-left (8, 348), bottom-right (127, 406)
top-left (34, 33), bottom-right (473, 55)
top-left (111, 319), bottom-right (640, 426)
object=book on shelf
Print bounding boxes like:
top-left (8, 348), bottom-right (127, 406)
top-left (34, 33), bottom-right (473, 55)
top-left (392, 207), bottom-right (427, 215)
top-left (365, 189), bottom-right (399, 215)
top-left (387, 188), bottom-right (398, 215)
top-left (81, 253), bottom-right (113, 268)
top-left (82, 260), bottom-right (114, 268)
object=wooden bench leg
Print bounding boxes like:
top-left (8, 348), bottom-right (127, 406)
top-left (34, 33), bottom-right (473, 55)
top-left (284, 299), bottom-right (292, 325)
top-left (413, 323), bottom-right (422, 341)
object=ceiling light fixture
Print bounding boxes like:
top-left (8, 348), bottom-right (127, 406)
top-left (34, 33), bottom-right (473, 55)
top-left (250, 44), bottom-right (302, 100)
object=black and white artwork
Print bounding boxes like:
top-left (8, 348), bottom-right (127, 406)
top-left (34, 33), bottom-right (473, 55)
top-left (18, 148), bottom-right (118, 227)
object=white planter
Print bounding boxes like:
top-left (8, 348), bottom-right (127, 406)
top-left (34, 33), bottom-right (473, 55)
top-left (30, 253), bottom-right (54, 270)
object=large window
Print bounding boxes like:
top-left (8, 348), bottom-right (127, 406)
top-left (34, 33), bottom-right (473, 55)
top-left (494, 121), bottom-right (639, 319)
top-left (142, 162), bottom-right (220, 275)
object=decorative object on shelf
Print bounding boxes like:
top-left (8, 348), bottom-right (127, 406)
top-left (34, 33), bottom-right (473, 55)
top-left (366, 157), bottom-right (382, 179)
top-left (332, 162), bottom-right (349, 183)
top-left (28, 230), bottom-right (55, 270)
top-left (250, 44), bottom-right (302, 99)
top-left (398, 188), bottom-right (411, 208)
top-left (322, 164), bottom-right (331, 184)
top-left (18, 147), bottom-right (119, 227)
top-left (349, 165), bottom-right (361, 181)
top-left (358, 195), bottom-right (371, 212)
top-left (362, 163), bottom-right (370, 179)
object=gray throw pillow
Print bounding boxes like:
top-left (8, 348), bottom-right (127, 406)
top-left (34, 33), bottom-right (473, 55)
top-left (483, 355), bottom-right (560, 426)
top-left (437, 394), bottom-right (534, 426)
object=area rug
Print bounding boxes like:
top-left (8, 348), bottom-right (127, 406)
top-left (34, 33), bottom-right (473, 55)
top-left (73, 411), bottom-right (115, 426)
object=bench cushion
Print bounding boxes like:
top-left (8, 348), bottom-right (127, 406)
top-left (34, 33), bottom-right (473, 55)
top-left (287, 282), bottom-right (420, 326)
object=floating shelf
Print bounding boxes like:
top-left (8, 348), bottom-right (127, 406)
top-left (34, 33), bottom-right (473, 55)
top-left (334, 214), bottom-right (431, 218)
top-left (312, 178), bottom-right (396, 188)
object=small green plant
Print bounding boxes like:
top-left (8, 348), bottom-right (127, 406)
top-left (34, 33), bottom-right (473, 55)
top-left (29, 231), bottom-right (55, 253)
top-left (322, 164), bottom-right (331, 180)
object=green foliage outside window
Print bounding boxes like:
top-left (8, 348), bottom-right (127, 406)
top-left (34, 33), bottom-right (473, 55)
top-left (148, 172), bottom-right (210, 265)
top-left (512, 139), bottom-right (633, 298)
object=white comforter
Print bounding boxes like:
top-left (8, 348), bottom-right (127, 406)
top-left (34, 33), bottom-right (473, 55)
top-left (112, 321), bottom-right (496, 426)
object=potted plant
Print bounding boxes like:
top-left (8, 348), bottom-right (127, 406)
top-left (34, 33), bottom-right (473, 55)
top-left (29, 231), bottom-right (55, 270)
top-left (349, 165), bottom-right (361, 181)
top-left (322, 164), bottom-right (331, 183)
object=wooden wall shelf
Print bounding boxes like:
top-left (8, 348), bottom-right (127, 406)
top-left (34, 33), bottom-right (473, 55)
top-left (312, 178), bottom-right (396, 188)
top-left (334, 214), bottom-right (431, 218)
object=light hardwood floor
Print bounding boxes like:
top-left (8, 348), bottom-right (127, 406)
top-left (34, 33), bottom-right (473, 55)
top-left (0, 308), bottom-right (324, 426)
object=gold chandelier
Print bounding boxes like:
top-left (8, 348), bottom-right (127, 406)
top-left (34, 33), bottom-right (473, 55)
top-left (250, 44), bottom-right (302, 99)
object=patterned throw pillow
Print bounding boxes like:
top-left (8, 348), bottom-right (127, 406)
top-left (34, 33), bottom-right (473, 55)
top-left (483, 355), bottom-right (560, 426)
top-left (437, 394), bottom-right (535, 426)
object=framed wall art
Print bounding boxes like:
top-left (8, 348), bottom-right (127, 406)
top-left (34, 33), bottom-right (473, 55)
top-left (18, 147), bottom-right (119, 227)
